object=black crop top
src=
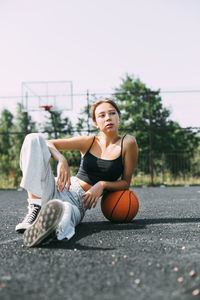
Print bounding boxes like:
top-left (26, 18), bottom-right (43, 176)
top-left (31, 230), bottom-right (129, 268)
top-left (76, 135), bottom-right (126, 186)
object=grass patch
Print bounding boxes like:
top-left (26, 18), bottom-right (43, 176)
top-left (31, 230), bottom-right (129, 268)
top-left (131, 172), bottom-right (200, 186)
top-left (0, 170), bottom-right (200, 189)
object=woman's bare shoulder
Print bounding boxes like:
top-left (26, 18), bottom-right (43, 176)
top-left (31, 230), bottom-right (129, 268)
top-left (123, 134), bottom-right (137, 145)
top-left (123, 135), bottom-right (138, 155)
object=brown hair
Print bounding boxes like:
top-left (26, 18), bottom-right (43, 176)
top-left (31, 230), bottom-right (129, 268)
top-left (91, 98), bottom-right (121, 122)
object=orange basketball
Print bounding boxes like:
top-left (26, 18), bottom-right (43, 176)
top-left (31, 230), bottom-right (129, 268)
top-left (101, 190), bottom-right (139, 223)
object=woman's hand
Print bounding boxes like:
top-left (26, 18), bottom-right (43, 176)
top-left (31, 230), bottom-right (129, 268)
top-left (56, 156), bottom-right (71, 192)
top-left (80, 181), bottom-right (104, 210)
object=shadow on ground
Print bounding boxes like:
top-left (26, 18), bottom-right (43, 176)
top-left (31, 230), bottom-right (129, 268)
top-left (40, 216), bottom-right (200, 250)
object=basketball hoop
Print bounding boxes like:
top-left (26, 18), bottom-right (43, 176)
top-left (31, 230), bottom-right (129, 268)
top-left (40, 105), bottom-right (53, 111)
top-left (21, 80), bottom-right (73, 113)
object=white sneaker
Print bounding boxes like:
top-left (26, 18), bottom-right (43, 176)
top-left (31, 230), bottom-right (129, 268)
top-left (23, 199), bottom-right (64, 247)
top-left (15, 204), bottom-right (41, 233)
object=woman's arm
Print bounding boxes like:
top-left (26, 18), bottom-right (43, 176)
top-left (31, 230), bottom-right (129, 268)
top-left (46, 136), bottom-right (94, 192)
top-left (46, 136), bottom-right (94, 153)
top-left (81, 135), bottom-right (138, 209)
top-left (46, 140), bottom-right (71, 192)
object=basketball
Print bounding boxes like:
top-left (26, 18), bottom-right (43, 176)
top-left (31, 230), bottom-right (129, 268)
top-left (101, 190), bottom-right (139, 223)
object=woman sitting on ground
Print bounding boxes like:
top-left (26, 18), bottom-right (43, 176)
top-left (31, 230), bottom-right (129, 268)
top-left (15, 99), bottom-right (138, 247)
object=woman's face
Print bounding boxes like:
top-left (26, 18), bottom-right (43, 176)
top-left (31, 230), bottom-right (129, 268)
top-left (94, 102), bottom-right (120, 132)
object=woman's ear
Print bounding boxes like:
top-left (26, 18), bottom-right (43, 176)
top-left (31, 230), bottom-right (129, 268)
top-left (93, 121), bottom-right (98, 128)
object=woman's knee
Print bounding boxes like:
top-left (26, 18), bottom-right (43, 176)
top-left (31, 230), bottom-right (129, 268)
top-left (24, 133), bottom-right (44, 144)
top-left (21, 133), bottom-right (49, 160)
top-left (23, 133), bottom-right (47, 150)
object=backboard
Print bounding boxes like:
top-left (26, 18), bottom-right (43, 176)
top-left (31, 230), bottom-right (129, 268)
top-left (21, 80), bottom-right (73, 113)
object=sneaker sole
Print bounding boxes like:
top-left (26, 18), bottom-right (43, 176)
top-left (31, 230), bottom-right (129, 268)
top-left (23, 200), bottom-right (64, 247)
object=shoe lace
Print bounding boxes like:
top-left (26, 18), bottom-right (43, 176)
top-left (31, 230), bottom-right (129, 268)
top-left (24, 205), bottom-right (41, 223)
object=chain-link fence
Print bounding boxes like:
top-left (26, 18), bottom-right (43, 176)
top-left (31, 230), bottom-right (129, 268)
top-left (0, 132), bottom-right (199, 189)
top-left (0, 88), bottom-right (200, 188)
top-left (134, 152), bottom-right (200, 186)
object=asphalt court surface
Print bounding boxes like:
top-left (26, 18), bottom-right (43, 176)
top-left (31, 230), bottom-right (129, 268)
top-left (0, 186), bottom-right (200, 300)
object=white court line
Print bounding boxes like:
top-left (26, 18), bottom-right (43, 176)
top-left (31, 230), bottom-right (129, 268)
top-left (0, 237), bottom-right (23, 245)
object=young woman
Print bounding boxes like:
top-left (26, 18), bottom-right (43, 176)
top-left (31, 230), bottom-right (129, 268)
top-left (16, 99), bottom-right (138, 247)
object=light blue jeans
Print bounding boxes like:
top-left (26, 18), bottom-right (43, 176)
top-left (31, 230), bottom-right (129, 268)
top-left (20, 133), bottom-right (86, 240)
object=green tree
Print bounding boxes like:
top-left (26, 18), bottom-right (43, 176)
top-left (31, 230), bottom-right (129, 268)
top-left (75, 99), bottom-right (97, 135)
top-left (0, 109), bottom-right (14, 156)
top-left (114, 74), bottom-right (199, 176)
top-left (42, 110), bottom-right (73, 139)
top-left (11, 103), bottom-right (36, 156)
top-left (12, 104), bottom-right (37, 185)
top-left (0, 104), bottom-right (37, 187)
top-left (0, 109), bottom-right (15, 185)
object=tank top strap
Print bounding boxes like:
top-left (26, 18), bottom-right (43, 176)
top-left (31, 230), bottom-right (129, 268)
top-left (121, 134), bottom-right (127, 155)
top-left (87, 136), bottom-right (96, 153)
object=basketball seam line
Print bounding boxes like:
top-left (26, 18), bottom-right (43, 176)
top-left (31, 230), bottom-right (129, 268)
top-left (110, 190), bottom-right (126, 219)
top-left (130, 190), bottom-right (139, 217)
top-left (124, 191), bottom-right (132, 222)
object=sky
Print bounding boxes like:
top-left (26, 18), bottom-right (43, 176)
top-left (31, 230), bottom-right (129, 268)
top-left (0, 0), bottom-right (200, 127)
